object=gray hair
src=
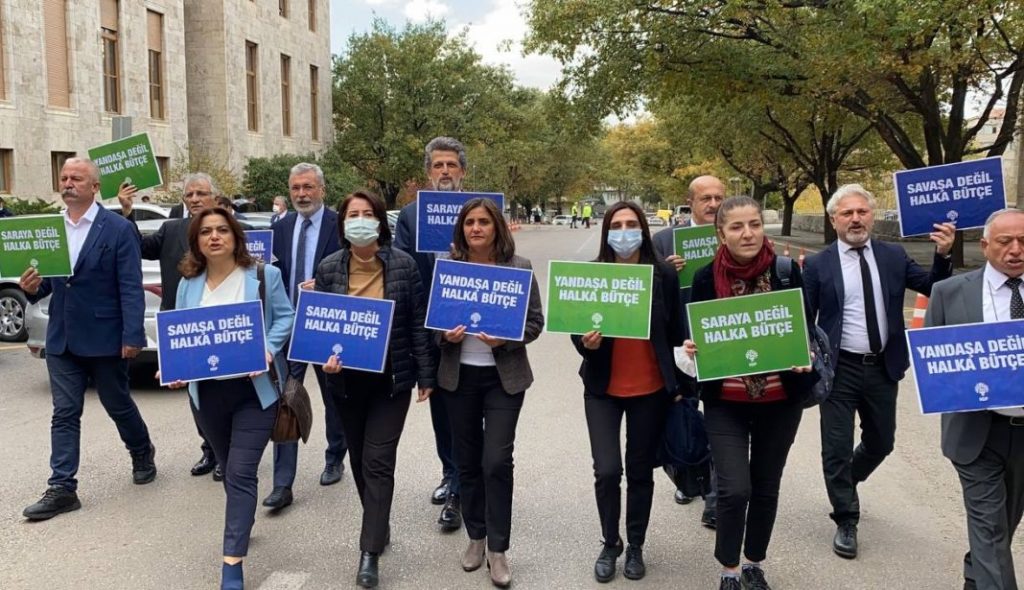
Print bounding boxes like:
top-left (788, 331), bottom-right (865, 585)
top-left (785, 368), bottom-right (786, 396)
top-left (826, 183), bottom-right (877, 216)
top-left (424, 137), bottom-right (468, 173)
top-left (182, 172), bottom-right (220, 196)
top-left (273, 195), bottom-right (288, 206)
top-left (983, 208), bottom-right (1024, 238)
top-left (289, 162), bottom-right (325, 186)
top-left (65, 157), bottom-right (101, 184)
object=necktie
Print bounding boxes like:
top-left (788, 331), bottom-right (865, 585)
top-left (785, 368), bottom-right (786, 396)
top-left (854, 247), bottom-right (883, 354)
top-left (293, 217), bottom-right (313, 303)
top-left (1007, 277), bottom-right (1024, 319)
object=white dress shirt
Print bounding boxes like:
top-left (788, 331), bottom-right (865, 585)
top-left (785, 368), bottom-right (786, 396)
top-left (65, 201), bottom-right (100, 269)
top-left (981, 263), bottom-right (1024, 417)
top-left (290, 205), bottom-right (325, 293)
top-left (838, 239), bottom-right (889, 354)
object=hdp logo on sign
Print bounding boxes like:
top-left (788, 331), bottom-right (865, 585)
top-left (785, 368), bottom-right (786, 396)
top-left (425, 259), bottom-right (533, 341)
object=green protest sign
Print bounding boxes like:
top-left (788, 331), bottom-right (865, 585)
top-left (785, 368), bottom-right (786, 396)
top-left (673, 225), bottom-right (718, 288)
top-left (687, 289), bottom-right (810, 381)
top-left (87, 133), bottom-right (163, 198)
top-left (546, 260), bottom-right (653, 339)
top-left (0, 215), bottom-right (72, 278)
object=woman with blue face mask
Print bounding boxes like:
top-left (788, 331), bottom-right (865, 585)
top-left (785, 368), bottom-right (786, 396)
top-left (571, 200), bottom-right (684, 584)
top-left (315, 190), bottom-right (436, 589)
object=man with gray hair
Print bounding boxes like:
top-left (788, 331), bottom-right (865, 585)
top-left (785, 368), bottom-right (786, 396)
top-left (803, 183), bottom-right (954, 559)
top-left (928, 208), bottom-right (1024, 590)
top-left (263, 162), bottom-right (348, 510)
top-left (118, 172), bottom-right (226, 479)
top-left (393, 136), bottom-right (465, 532)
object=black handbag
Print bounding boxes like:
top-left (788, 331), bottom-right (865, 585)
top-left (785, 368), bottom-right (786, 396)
top-left (257, 263), bottom-right (312, 443)
top-left (659, 396), bottom-right (713, 498)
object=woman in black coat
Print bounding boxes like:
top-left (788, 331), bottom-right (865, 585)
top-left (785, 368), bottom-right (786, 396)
top-left (682, 196), bottom-right (817, 590)
top-left (571, 200), bottom-right (683, 583)
top-left (317, 190), bottom-right (436, 589)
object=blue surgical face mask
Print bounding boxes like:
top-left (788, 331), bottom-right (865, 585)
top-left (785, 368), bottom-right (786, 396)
top-left (607, 229), bottom-right (643, 259)
top-left (344, 217), bottom-right (380, 247)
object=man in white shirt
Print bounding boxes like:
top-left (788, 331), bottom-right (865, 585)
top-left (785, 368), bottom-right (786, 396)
top-left (928, 208), bottom-right (1024, 590)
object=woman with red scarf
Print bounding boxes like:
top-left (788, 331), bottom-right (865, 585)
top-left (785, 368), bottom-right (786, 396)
top-left (683, 196), bottom-right (817, 590)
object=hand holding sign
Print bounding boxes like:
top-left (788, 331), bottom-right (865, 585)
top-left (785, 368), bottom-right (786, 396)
top-left (117, 182), bottom-right (138, 215)
top-left (444, 325), bottom-right (467, 344)
top-left (581, 330), bottom-right (603, 350)
top-left (476, 332), bottom-right (506, 348)
top-left (19, 266), bottom-right (42, 295)
top-left (930, 222), bottom-right (956, 256)
top-left (323, 354), bottom-right (343, 374)
top-left (665, 254), bottom-right (685, 273)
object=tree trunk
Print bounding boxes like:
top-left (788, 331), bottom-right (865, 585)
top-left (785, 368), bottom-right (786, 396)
top-left (781, 197), bottom-right (796, 236)
top-left (380, 182), bottom-right (401, 209)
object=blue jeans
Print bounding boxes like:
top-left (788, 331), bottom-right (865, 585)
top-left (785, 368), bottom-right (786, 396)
top-left (46, 353), bottom-right (152, 492)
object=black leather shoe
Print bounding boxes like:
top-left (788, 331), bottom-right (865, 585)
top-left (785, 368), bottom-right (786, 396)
top-left (320, 463), bottom-right (344, 486)
top-left (701, 507), bottom-right (717, 529)
top-left (623, 544), bottom-right (645, 580)
top-left (262, 486), bottom-right (293, 510)
top-left (212, 465), bottom-right (224, 482)
top-left (356, 551), bottom-right (379, 588)
top-left (719, 575), bottom-right (742, 590)
top-left (438, 493), bottom-right (462, 531)
top-left (741, 566), bottom-right (772, 590)
top-left (131, 444), bottom-right (157, 485)
top-left (594, 541), bottom-right (623, 583)
top-left (431, 479), bottom-right (451, 505)
top-left (23, 486), bottom-right (81, 520)
top-left (674, 489), bottom-right (695, 505)
top-left (833, 522), bottom-right (858, 559)
top-left (191, 453), bottom-right (216, 476)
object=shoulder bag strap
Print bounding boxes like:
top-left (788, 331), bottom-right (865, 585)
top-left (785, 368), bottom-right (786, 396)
top-left (255, 262), bottom-right (283, 396)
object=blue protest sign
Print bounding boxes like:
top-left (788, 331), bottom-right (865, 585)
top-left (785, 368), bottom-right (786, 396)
top-left (425, 259), bottom-right (533, 341)
top-left (156, 300), bottom-right (267, 385)
top-left (245, 230), bottom-right (273, 263)
top-left (906, 319), bottom-right (1024, 414)
top-left (893, 156), bottom-right (1006, 237)
top-left (415, 191), bottom-right (504, 253)
top-left (287, 290), bottom-right (395, 373)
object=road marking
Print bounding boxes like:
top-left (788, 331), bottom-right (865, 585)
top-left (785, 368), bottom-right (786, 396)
top-left (574, 231), bottom-right (597, 255)
top-left (257, 571), bottom-right (310, 590)
top-left (0, 344), bottom-right (24, 351)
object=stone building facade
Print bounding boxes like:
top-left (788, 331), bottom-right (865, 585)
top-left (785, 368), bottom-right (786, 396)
top-left (0, 0), bottom-right (331, 200)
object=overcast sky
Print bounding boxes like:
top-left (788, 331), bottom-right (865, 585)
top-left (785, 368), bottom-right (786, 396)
top-left (329, 0), bottom-right (564, 89)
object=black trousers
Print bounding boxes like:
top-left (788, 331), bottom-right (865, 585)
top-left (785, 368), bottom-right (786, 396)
top-left (820, 353), bottom-right (898, 525)
top-left (584, 390), bottom-right (669, 547)
top-left (333, 370), bottom-right (411, 554)
top-left (192, 378), bottom-right (276, 557)
top-left (706, 400), bottom-right (802, 568)
top-left (954, 416), bottom-right (1024, 590)
top-left (444, 365), bottom-right (525, 552)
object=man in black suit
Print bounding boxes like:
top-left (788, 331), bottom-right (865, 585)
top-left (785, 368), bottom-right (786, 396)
top-left (928, 208), bottom-right (1024, 590)
top-left (270, 196), bottom-right (288, 225)
top-left (262, 162), bottom-right (348, 511)
top-left (651, 175), bottom-right (725, 528)
top-left (803, 183), bottom-right (954, 559)
top-left (118, 172), bottom-right (223, 479)
top-left (0, 197), bottom-right (13, 217)
top-left (393, 136), bottom-right (465, 532)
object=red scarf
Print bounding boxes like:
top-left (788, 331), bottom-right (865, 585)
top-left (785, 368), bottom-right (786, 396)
top-left (712, 240), bottom-right (776, 298)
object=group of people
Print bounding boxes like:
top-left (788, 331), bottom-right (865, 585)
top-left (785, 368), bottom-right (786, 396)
top-left (14, 136), bottom-right (1024, 590)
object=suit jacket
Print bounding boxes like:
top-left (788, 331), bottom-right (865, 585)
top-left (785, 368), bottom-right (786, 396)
top-left (802, 239), bottom-right (953, 382)
top-left (176, 264), bottom-right (294, 410)
top-left (271, 207), bottom-right (340, 297)
top-left (169, 203), bottom-right (184, 218)
top-left (393, 200), bottom-right (436, 298)
top-left (925, 269), bottom-right (992, 464)
top-left (437, 255), bottom-right (545, 394)
top-left (28, 206), bottom-right (146, 357)
top-left (139, 217), bottom-right (190, 311)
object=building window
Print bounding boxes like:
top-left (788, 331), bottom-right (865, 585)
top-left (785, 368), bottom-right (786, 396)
top-left (101, 0), bottom-right (121, 113)
top-left (279, 0), bottom-right (288, 18)
top-left (51, 151), bottom-right (75, 192)
top-left (156, 156), bottom-right (169, 189)
top-left (43, 0), bottom-right (71, 108)
top-left (147, 10), bottom-right (164, 119)
top-left (281, 55), bottom-right (292, 137)
top-left (0, 149), bottom-right (12, 193)
top-left (246, 41), bottom-right (259, 132)
top-left (308, 0), bottom-right (316, 31)
top-left (310, 65), bottom-right (319, 141)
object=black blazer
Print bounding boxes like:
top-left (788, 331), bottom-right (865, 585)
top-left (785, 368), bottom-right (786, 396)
top-left (571, 260), bottom-right (683, 397)
top-left (271, 207), bottom-right (341, 299)
top-left (392, 200), bottom-right (436, 300)
top-left (802, 239), bottom-right (952, 382)
top-left (139, 217), bottom-right (190, 311)
top-left (689, 257), bottom-right (819, 406)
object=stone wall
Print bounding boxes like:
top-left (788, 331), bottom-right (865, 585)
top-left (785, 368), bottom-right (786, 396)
top-left (790, 214), bottom-right (983, 241)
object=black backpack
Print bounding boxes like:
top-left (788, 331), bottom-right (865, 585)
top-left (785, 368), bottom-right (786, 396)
top-left (775, 256), bottom-right (835, 407)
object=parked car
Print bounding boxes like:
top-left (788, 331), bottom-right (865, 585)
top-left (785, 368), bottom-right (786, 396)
top-left (103, 202), bottom-right (171, 220)
top-left (646, 215), bottom-right (667, 227)
top-left (553, 215), bottom-right (572, 226)
top-left (0, 280), bottom-right (28, 342)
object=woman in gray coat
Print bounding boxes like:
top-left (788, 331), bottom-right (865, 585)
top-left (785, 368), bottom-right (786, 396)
top-left (437, 198), bottom-right (544, 588)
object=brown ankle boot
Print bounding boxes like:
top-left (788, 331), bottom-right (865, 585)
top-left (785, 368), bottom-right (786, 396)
top-left (487, 550), bottom-right (511, 588)
top-left (461, 538), bottom-right (486, 572)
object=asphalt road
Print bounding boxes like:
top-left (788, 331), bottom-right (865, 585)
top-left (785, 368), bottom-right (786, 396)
top-left (0, 224), bottom-right (1012, 589)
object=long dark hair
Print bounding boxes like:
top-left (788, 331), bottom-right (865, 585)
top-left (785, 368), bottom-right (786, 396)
top-left (596, 201), bottom-right (657, 264)
top-left (450, 198), bottom-right (515, 263)
top-left (179, 206), bottom-right (254, 278)
top-left (337, 189), bottom-right (392, 248)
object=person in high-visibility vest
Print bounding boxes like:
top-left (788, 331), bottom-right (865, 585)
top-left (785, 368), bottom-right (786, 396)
top-left (582, 204), bottom-right (593, 228)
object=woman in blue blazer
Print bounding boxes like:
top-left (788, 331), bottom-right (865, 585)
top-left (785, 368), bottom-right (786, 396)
top-left (167, 206), bottom-right (294, 590)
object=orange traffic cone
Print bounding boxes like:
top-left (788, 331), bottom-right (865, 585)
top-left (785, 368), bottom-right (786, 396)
top-left (798, 247), bottom-right (806, 268)
top-left (910, 293), bottom-right (929, 328)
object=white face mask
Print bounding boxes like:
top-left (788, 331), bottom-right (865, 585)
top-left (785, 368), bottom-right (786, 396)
top-left (273, 204), bottom-right (284, 214)
top-left (344, 217), bottom-right (380, 247)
